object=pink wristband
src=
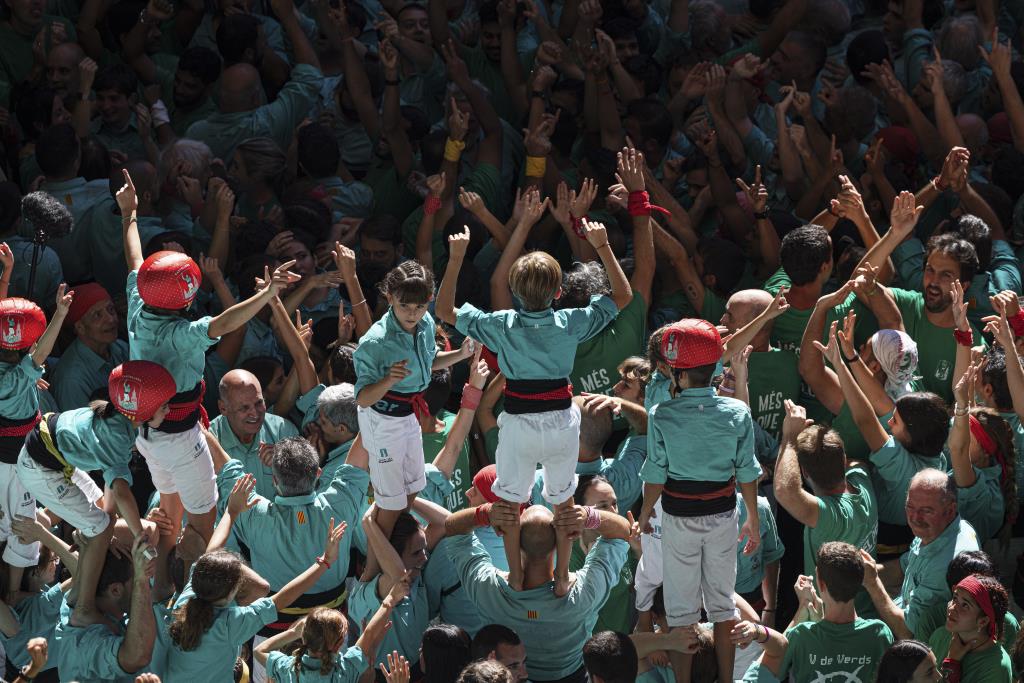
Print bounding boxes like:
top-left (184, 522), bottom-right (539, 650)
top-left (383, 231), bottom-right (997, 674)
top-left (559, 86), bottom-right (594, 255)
top-left (461, 383), bottom-right (482, 410)
top-left (584, 505), bottom-right (601, 529)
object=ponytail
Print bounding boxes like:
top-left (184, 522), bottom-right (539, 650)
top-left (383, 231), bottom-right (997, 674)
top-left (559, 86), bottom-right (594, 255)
top-left (89, 399), bottom-right (120, 421)
top-left (169, 597), bottom-right (217, 651)
top-left (167, 550), bottom-right (243, 651)
top-left (292, 607), bottom-right (346, 676)
top-left (973, 409), bottom-right (1019, 527)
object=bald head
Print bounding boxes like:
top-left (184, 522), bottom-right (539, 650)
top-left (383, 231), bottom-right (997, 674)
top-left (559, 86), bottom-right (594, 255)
top-left (724, 289), bottom-right (774, 336)
top-left (219, 64), bottom-right (263, 113)
top-left (218, 369), bottom-right (267, 442)
top-left (519, 506), bottom-right (556, 559)
top-left (47, 42), bottom-right (86, 96)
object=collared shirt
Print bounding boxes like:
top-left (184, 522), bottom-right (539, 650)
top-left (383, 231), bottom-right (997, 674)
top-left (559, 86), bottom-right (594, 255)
top-left (238, 316), bottom-right (283, 366)
top-left (208, 413), bottom-right (300, 499)
top-left (0, 354), bottom-right (43, 421)
top-left (40, 177), bottom-right (110, 284)
top-left (899, 516), bottom-right (980, 640)
top-left (870, 435), bottom-right (948, 526)
top-left (266, 646), bottom-right (367, 683)
top-left (348, 575), bottom-right (429, 668)
top-left (185, 64), bottom-right (323, 161)
top-left (2, 235), bottom-right (62, 307)
top-left (50, 338), bottom-right (129, 411)
top-left (54, 408), bottom-right (136, 487)
top-left (0, 583), bottom-right (62, 670)
top-left (956, 463), bottom-right (1005, 542)
top-left (127, 270), bottom-right (217, 392)
top-left (454, 296), bottom-right (618, 380)
top-left (54, 596), bottom-right (156, 683)
top-left (353, 308), bottom-right (437, 397)
top-left (90, 112), bottom-right (148, 163)
top-left (447, 532), bottom-right (627, 681)
top-left (641, 387), bottom-right (763, 485)
top-left (224, 460), bottom-right (369, 592)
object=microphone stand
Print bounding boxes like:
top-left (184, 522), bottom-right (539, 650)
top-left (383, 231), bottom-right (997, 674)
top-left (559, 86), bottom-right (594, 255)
top-left (27, 226), bottom-right (48, 300)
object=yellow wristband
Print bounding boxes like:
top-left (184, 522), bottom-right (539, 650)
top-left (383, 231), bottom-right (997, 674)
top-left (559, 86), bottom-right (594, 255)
top-left (444, 138), bottom-right (466, 162)
top-left (525, 156), bottom-right (546, 178)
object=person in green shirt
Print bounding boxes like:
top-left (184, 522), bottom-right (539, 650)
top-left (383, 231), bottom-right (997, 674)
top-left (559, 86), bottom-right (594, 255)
top-left (943, 550), bottom-right (1020, 654)
top-left (774, 400), bottom-right (879, 616)
top-left (0, 4), bottom-right (76, 108)
top-left (90, 64), bottom-right (153, 164)
top-left (732, 542), bottom-right (894, 682)
top-left (929, 574), bottom-right (1013, 682)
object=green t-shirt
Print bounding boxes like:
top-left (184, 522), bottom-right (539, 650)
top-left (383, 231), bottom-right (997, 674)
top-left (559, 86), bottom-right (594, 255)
top-left (743, 348), bottom-right (800, 442)
top-left (928, 627), bottom-right (1014, 683)
top-left (890, 287), bottom-right (984, 404)
top-left (570, 291), bottom-right (647, 396)
top-left (737, 495), bottom-right (785, 595)
top-left (422, 410), bottom-right (472, 512)
top-left (365, 160), bottom-right (422, 224)
top-left (779, 618), bottom-right (894, 683)
top-left (0, 17), bottom-right (76, 107)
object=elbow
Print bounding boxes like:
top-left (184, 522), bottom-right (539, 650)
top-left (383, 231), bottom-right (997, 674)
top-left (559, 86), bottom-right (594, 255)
top-left (614, 293), bottom-right (633, 311)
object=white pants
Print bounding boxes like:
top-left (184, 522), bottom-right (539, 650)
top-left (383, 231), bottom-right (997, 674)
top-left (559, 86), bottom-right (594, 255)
top-left (17, 449), bottom-right (109, 537)
top-left (494, 405), bottom-right (580, 504)
top-left (0, 462), bottom-right (38, 567)
top-left (136, 425), bottom-right (217, 514)
top-left (357, 407), bottom-right (425, 510)
top-left (662, 507), bottom-right (739, 626)
top-left (251, 635), bottom-right (268, 683)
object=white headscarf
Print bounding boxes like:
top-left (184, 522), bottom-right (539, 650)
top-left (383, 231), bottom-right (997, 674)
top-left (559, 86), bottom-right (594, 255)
top-left (870, 329), bottom-right (919, 401)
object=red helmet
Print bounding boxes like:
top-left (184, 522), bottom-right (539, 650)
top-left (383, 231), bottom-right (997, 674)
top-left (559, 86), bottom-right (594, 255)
top-left (0, 298), bottom-right (46, 350)
top-left (137, 251), bottom-right (202, 310)
top-left (660, 318), bottom-right (723, 369)
top-left (109, 361), bottom-right (177, 423)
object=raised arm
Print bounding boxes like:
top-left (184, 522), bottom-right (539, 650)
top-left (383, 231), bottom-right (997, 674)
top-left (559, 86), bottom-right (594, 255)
top-left (618, 148), bottom-right (654, 305)
top-left (985, 305), bottom-right (1024, 420)
top-left (31, 285), bottom-right (71, 367)
top-left (820, 322), bottom-right (890, 452)
top-left (856, 190), bottom-right (923, 283)
top-left (118, 171), bottom-right (144, 272)
top-left (207, 262), bottom-right (300, 339)
top-left (433, 350), bottom-right (488, 480)
top-left (490, 190), bottom-right (547, 310)
top-left (797, 286), bottom-right (850, 416)
top-left (949, 362), bottom-right (978, 489)
top-left (118, 538), bottom-right (157, 674)
top-left (773, 401), bottom-right (820, 527)
top-left (269, 298), bottom-right (319, 396)
top-left (981, 30), bottom-right (1024, 153)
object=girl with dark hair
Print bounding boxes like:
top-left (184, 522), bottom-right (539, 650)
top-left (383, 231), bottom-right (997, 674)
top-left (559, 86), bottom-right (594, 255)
top-left (420, 624), bottom-right (472, 683)
top-left (929, 574), bottom-right (1013, 681)
top-left (161, 476), bottom-right (348, 681)
top-left (875, 639), bottom-right (941, 682)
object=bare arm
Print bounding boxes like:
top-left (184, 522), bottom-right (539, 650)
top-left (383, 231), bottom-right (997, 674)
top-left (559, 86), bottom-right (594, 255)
top-left (774, 403), bottom-right (819, 527)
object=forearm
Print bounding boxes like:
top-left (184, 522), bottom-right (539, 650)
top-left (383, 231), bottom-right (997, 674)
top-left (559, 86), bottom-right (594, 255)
top-left (209, 291), bottom-right (272, 338)
top-left (415, 203), bottom-right (439, 268)
top-left (762, 561), bottom-right (779, 611)
top-left (341, 38), bottom-right (381, 139)
top-left (272, 561), bottom-right (328, 609)
top-left (471, 208), bottom-right (511, 250)
top-left (444, 507), bottom-right (480, 536)
top-left (595, 77), bottom-right (625, 149)
top-left (32, 523), bottom-right (77, 576)
top-left (641, 483), bottom-right (664, 518)
top-left (755, 218), bottom-right (781, 274)
top-left (268, 298), bottom-right (319, 394)
top-left (343, 276), bottom-right (372, 338)
top-left (960, 184), bottom-right (1005, 238)
top-left (120, 579), bottom-right (155, 671)
top-left (435, 254), bottom-right (463, 325)
top-left (595, 243), bottom-right (631, 309)
top-left (32, 312), bottom-right (68, 366)
top-left (865, 576), bottom-right (913, 639)
top-left (356, 378), bottom-right (396, 408)
top-left (364, 516), bottom-right (408, 580)
top-left (208, 276), bottom-right (236, 311)
top-left (279, 14), bottom-right (319, 69)
top-left (949, 417), bottom-right (976, 487)
top-left (996, 70), bottom-right (1024, 152)
top-left (739, 480), bottom-right (758, 528)
top-left (1004, 341), bottom-right (1024, 418)
top-left (491, 221), bottom-right (531, 309)
top-left (932, 92), bottom-right (964, 152)
top-left (849, 358), bottom-right (895, 416)
top-left (122, 212), bottom-right (144, 270)
top-left (392, 35), bottom-right (434, 70)
top-left (355, 596), bottom-right (397, 661)
top-left (723, 305), bottom-right (773, 362)
top-left (773, 443), bottom-right (802, 508)
top-left (111, 480), bottom-right (143, 538)
top-left (254, 629), bottom-right (300, 666)
top-left (207, 509), bottom-right (237, 552)
top-left (434, 406), bottom-right (476, 478)
top-left (618, 399), bottom-right (648, 434)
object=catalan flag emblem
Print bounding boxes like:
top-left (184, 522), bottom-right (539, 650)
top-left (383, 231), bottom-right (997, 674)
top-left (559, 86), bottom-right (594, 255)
top-left (527, 610), bottom-right (538, 619)
top-left (296, 511), bottom-right (307, 525)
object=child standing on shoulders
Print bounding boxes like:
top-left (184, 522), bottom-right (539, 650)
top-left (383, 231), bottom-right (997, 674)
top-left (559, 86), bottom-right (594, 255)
top-left (435, 178), bottom-right (632, 595)
top-left (637, 319), bottom-right (763, 681)
top-left (353, 260), bottom-right (473, 543)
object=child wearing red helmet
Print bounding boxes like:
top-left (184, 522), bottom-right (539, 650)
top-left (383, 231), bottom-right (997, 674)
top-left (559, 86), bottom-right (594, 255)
top-left (0, 287), bottom-right (71, 598)
top-left (15, 360), bottom-right (175, 627)
top-left (118, 169), bottom-right (299, 555)
top-left (637, 319), bottom-right (763, 682)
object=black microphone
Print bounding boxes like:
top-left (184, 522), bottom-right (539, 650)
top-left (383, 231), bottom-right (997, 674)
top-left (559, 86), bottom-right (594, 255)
top-left (22, 192), bottom-right (73, 299)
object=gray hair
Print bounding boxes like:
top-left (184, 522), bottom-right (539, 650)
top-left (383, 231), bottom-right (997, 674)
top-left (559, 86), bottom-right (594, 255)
top-left (558, 260), bottom-right (610, 309)
top-left (158, 138), bottom-right (212, 190)
top-left (941, 60), bottom-right (969, 107)
top-left (271, 437), bottom-right (320, 496)
top-left (910, 468), bottom-right (957, 505)
top-left (938, 15), bottom-right (984, 71)
top-left (688, 0), bottom-right (730, 57)
top-left (316, 383), bottom-right (358, 433)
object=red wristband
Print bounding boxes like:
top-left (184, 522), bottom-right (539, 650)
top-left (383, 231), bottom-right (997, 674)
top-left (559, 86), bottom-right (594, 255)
top-left (424, 195), bottom-right (442, 216)
top-left (569, 213), bottom-right (587, 239)
top-left (316, 554), bottom-right (331, 569)
top-left (475, 503), bottom-right (492, 527)
top-left (1009, 310), bottom-right (1024, 338)
top-left (627, 190), bottom-right (671, 218)
top-left (461, 383), bottom-right (482, 410)
top-left (941, 658), bottom-right (962, 683)
top-left (953, 328), bottom-right (974, 347)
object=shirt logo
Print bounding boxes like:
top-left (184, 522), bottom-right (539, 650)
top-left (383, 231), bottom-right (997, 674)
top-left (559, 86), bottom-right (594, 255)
top-left (296, 511), bottom-right (307, 525)
top-left (2, 316), bottom-right (21, 346)
top-left (526, 610), bottom-right (538, 619)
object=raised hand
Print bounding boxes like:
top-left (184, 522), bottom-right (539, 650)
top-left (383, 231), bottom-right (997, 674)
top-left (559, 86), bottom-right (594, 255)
top-left (54, 283), bottom-right (73, 317)
top-left (258, 260), bottom-right (302, 297)
top-left (813, 320), bottom-right (843, 368)
top-left (116, 169), bottom-right (138, 214)
top-left (735, 165), bottom-right (767, 214)
top-left (448, 225), bottom-right (472, 260)
top-left (581, 218), bottom-right (609, 249)
top-left (322, 517), bottom-right (348, 565)
top-left (889, 190), bottom-right (924, 238)
top-left (616, 147), bottom-right (645, 192)
top-left (227, 473), bottom-right (258, 516)
top-left (951, 279), bottom-right (969, 332)
top-left (447, 96), bottom-right (470, 141)
top-left (781, 399), bottom-right (812, 443)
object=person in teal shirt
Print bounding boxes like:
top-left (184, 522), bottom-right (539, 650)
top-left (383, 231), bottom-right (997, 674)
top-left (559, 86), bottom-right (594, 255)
top-left (49, 282), bottom-right (129, 411)
top-left (308, 382), bottom-right (359, 486)
top-left (53, 539), bottom-right (164, 683)
top-left (209, 368), bottom-right (300, 499)
top-left (928, 574), bottom-right (1014, 682)
top-left (443, 501), bottom-right (631, 682)
top-left (158, 484), bottom-right (349, 683)
top-left (861, 469), bottom-right (981, 641)
top-left (351, 498), bottom-right (451, 671)
top-left (734, 542), bottom-right (894, 682)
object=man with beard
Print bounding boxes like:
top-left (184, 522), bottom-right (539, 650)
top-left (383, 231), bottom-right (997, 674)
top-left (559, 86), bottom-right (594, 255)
top-left (49, 283), bottom-right (129, 410)
top-left (209, 368), bottom-right (299, 500)
top-left (858, 191), bottom-right (984, 403)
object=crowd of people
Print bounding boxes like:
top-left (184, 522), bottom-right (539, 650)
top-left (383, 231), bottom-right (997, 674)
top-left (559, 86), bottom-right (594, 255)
top-left (0, 0), bottom-right (1024, 680)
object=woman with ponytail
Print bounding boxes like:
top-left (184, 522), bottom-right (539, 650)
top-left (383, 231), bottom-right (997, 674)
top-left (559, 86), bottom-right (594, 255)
top-left (253, 575), bottom-right (409, 682)
top-left (929, 574), bottom-right (1013, 682)
top-left (950, 361), bottom-right (1019, 543)
top-left (160, 474), bottom-right (348, 681)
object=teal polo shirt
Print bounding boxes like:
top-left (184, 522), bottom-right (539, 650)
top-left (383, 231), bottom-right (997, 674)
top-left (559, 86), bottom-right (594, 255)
top-left (208, 413), bottom-right (300, 500)
top-left (161, 591), bottom-right (276, 681)
top-left (0, 583), bottom-right (62, 670)
top-left (956, 463), bottom-right (1004, 543)
top-left (447, 532), bottom-right (627, 681)
top-left (55, 408), bottom-right (136, 487)
top-left (641, 387), bottom-right (763, 486)
top-left (0, 354), bottom-right (44, 421)
top-left (898, 516), bottom-right (980, 640)
top-left (127, 270), bottom-right (217, 392)
top-left (869, 436), bottom-right (948, 526)
top-left (348, 575), bottom-right (430, 669)
top-left (296, 383), bottom-right (325, 430)
top-left (645, 370), bottom-right (671, 411)
top-left (353, 308), bottom-right (437, 397)
top-left (531, 435), bottom-right (646, 515)
top-left (185, 64), bottom-right (323, 161)
top-left (78, 201), bottom-right (167, 299)
top-left (226, 461), bottom-right (369, 593)
top-left (453, 296), bottom-right (618, 380)
top-left (54, 596), bottom-right (163, 683)
top-left (238, 316), bottom-right (283, 366)
top-left (266, 646), bottom-right (367, 683)
top-left (90, 113), bottom-right (149, 163)
top-left (736, 495), bottom-right (785, 595)
top-left (50, 338), bottom-right (129, 411)
top-left (316, 175), bottom-right (374, 222)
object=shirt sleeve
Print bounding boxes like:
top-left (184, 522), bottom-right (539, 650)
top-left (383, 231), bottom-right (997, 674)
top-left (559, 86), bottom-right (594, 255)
top-left (640, 408), bottom-right (669, 485)
top-left (574, 538), bottom-right (628, 613)
top-left (325, 464), bottom-right (371, 521)
top-left (734, 408), bottom-right (763, 484)
top-left (337, 646), bottom-right (368, 683)
top-left (869, 436), bottom-right (916, 486)
top-left (990, 240), bottom-right (1022, 293)
top-left (453, 303), bottom-right (502, 350)
top-left (892, 238), bottom-right (925, 292)
top-left (224, 596), bottom-right (278, 644)
top-left (606, 438), bottom-right (645, 513)
top-left (758, 500), bottom-right (785, 564)
top-left (266, 650), bottom-right (294, 680)
top-left (82, 627), bottom-right (132, 680)
top-left (563, 295), bottom-right (619, 343)
top-left (167, 315), bottom-right (217, 350)
top-left (906, 583), bottom-right (950, 641)
top-left (353, 338), bottom-right (383, 397)
top-left (261, 64), bottom-right (324, 149)
top-left (446, 533), bottom-right (501, 605)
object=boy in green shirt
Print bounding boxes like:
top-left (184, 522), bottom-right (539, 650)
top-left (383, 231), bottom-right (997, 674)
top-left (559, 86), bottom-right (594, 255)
top-left (638, 319), bottom-right (762, 682)
top-left (733, 542), bottom-right (894, 682)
